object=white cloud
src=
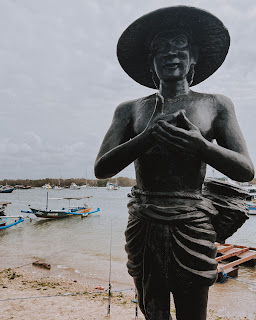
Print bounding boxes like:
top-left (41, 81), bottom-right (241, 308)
top-left (0, 0), bottom-right (255, 179)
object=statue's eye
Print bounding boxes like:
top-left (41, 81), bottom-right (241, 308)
top-left (172, 35), bottom-right (188, 48)
top-left (153, 39), bottom-right (167, 53)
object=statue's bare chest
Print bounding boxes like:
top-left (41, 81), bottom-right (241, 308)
top-left (132, 95), bottom-right (216, 140)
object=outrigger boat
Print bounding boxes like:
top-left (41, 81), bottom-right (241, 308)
top-left (0, 216), bottom-right (24, 229)
top-left (0, 201), bottom-right (25, 229)
top-left (240, 183), bottom-right (256, 215)
top-left (22, 194), bottom-right (100, 219)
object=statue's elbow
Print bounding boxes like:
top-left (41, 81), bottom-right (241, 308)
top-left (94, 160), bottom-right (113, 180)
top-left (94, 163), bottom-right (105, 180)
top-left (246, 165), bottom-right (255, 182)
top-left (239, 162), bottom-right (255, 182)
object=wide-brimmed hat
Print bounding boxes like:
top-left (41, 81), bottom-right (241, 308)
top-left (117, 6), bottom-right (230, 88)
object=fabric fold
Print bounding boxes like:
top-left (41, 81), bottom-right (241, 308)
top-left (125, 187), bottom-right (218, 288)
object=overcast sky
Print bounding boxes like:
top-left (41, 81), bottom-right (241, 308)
top-left (0, 0), bottom-right (256, 180)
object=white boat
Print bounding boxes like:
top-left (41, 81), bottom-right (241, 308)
top-left (70, 183), bottom-right (80, 190)
top-left (0, 186), bottom-right (14, 193)
top-left (42, 183), bottom-right (52, 189)
top-left (106, 182), bottom-right (120, 190)
top-left (52, 185), bottom-right (63, 190)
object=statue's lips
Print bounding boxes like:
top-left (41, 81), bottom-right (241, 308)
top-left (162, 62), bottom-right (179, 69)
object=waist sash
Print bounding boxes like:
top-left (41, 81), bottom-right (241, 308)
top-left (125, 187), bottom-right (218, 287)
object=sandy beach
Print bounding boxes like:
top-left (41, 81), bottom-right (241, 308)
top-left (1, 265), bottom-right (255, 320)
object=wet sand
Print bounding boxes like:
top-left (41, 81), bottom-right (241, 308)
top-left (0, 267), bottom-right (255, 320)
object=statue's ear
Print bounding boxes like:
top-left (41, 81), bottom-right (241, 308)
top-left (190, 45), bottom-right (199, 65)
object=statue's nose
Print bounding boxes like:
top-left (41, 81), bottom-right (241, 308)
top-left (163, 44), bottom-right (178, 56)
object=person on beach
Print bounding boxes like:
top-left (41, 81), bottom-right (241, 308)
top-left (94, 6), bottom-right (254, 320)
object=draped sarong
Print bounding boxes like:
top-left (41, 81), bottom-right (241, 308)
top-left (125, 187), bottom-right (219, 289)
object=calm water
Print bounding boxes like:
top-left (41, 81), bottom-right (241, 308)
top-left (0, 187), bottom-right (132, 285)
top-left (0, 187), bottom-right (256, 317)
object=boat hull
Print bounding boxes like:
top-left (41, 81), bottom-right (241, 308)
top-left (29, 207), bottom-right (100, 219)
top-left (248, 207), bottom-right (256, 215)
top-left (0, 188), bottom-right (14, 193)
top-left (30, 208), bottom-right (72, 219)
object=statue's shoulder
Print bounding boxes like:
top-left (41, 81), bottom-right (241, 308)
top-left (211, 93), bottom-right (235, 114)
top-left (192, 91), bottom-right (234, 113)
top-left (114, 94), bottom-right (156, 116)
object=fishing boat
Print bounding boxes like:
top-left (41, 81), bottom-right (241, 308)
top-left (22, 194), bottom-right (100, 219)
top-left (246, 201), bottom-right (256, 215)
top-left (52, 185), bottom-right (63, 190)
top-left (240, 183), bottom-right (256, 215)
top-left (70, 182), bottom-right (80, 190)
top-left (0, 186), bottom-right (14, 193)
top-left (42, 183), bottom-right (52, 189)
top-left (26, 207), bottom-right (100, 219)
top-left (106, 182), bottom-right (120, 190)
top-left (0, 216), bottom-right (24, 229)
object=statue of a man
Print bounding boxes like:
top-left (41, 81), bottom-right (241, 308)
top-left (94, 6), bottom-right (254, 320)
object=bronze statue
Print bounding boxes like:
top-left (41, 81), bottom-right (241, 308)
top-left (94, 6), bottom-right (254, 320)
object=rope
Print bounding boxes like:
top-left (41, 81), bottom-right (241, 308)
top-left (217, 267), bottom-right (256, 287)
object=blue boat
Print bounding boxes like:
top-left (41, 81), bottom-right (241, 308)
top-left (247, 202), bottom-right (256, 215)
top-left (0, 216), bottom-right (24, 229)
top-left (0, 186), bottom-right (14, 193)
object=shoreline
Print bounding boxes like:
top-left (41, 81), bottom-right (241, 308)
top-left (1, 267), bottom-right (255, 320)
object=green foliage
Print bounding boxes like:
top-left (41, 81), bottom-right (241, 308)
top-left (0, 177), bottom-right (136, 188)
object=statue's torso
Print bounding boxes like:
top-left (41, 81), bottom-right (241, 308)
top-left (131, 91), bottom-right (218, 192)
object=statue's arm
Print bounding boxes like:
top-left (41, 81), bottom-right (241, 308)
top-left (94, 101), bottom-right (153, 179)
top-left (204, 94), bottom-right (254, 181)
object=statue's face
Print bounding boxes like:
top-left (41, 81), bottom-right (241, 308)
top-left (152, 33), bottom-right (195, 83)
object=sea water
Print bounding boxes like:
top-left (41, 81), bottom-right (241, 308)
top-left (0, 187), bottom-right (256, 317)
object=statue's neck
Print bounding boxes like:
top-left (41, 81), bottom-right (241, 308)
top-left (159, 79), bottom-right (190, 99)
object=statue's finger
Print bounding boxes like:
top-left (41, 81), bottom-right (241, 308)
top-left (177, 112), bottom-right (197, 130)
top-left (158, 120), bottom-right (189, 138)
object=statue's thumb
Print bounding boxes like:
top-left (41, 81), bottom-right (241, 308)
top-left (178, 111), bottom-right (194, 130)
top-left (155, 93), bottom-right (164, 114)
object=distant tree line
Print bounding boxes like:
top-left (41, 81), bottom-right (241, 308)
top-left (0, 177), bottom-right (136, 188)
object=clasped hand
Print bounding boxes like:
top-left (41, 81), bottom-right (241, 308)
top-left (147, 93), bottom-right (206, 155)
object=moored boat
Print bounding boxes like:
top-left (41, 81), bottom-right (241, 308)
top-left (70, 182), bottom-right (80, 190)
top-left (240, 183), bottom-right (256, 215)
top-left (27, 207), bottom-right (100, 219)
top-left (106, 182), bottom-right (120, 190)
top-left (0, 186), bottom-right (14, 193)
top-left (22, 194), bottom-right (100, 219)
top-left (247, 202), bottom-right (256, 215)
top-left (0, 216), bottom-right (24, 229)
top-left (42, 183), bottom-right (52, 189)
